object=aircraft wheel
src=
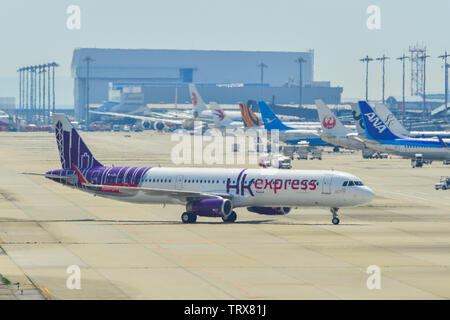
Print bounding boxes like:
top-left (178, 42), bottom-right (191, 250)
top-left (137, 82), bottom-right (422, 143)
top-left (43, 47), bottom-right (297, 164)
top-left (330, 207), bottom-right (339, 225)
top-left (181, 212), bottom-right (197, 223)
top-left (332, 217), bottom-right (340, 225)
top-left (222, 211), bottom-right (237, 223)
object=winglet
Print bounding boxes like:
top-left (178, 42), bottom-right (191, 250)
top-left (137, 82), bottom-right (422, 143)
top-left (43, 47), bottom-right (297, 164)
top-left (72, 163), bottom-right (88, 184)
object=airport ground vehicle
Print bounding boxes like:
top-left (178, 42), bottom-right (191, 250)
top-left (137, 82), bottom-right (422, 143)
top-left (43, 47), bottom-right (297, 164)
top-left (411, 154), bottom-right (424, 168)
top-left (259, 153), bottom-right (292, 169)
top-left (276, 156), bottom-right (292, 169)
top-left (297, 148), bottom-right (308, 160)
top-left (435, 176), bottom-right (450, 190)
top-left (365, 152), bottom-right (388, 159)
top-left (310, 149), bottom-right (323, 160)
top-left (113, 124), bottom-right (121, 132)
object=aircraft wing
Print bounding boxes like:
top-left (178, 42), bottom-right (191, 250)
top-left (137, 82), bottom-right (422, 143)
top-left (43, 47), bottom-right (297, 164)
top-left (96, 185), bottom-right (232, 201)
top-left (90, 111), bottom-right (185, 126)
top-left (68, 164), bottom-right (233, 202)
top-left (23, 172), bottom-right (79, 183)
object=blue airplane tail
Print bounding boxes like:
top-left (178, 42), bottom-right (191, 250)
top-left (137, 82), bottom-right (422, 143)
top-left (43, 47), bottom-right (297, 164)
top-left (258, 101), bottom-right (294, 131)
top-left (358, 101), bottom-right (400, 141)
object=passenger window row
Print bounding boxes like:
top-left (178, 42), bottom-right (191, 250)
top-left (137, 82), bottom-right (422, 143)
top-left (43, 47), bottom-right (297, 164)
top-left (184, 179), bottom-right (224, 184)
top-left (141, 178), bottom-right (226, 184)
top-left (143, 178), bottom-right (172, 183)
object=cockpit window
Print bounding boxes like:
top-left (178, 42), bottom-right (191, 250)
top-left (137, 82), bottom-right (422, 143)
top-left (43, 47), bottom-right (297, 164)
top-left (348, 181), bottom-right (355, 186)
top-left (342, 181), bottom-right (348, 186)
top-left (354, 181), bottom-right (364, 186)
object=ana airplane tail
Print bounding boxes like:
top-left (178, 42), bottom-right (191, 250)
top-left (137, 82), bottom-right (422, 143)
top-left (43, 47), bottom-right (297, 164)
top-left (257, 101), bottom-right (294, 131)
top-left (52, 114), bottom-right (102, 170)
top-left (188, 83), bottom-right (208, 114)
top-left (315, 99), bottom-right (349, 135)
top-left (239, 103), bottom-right (263, 128)
top-left (372, 103), bottom-right (409, 136)
top-left (358, 101), bottom-right (402, 141)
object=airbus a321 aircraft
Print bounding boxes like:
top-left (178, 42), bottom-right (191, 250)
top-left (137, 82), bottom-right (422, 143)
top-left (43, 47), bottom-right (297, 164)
top-left (31, 114), bottom-right (375, 225)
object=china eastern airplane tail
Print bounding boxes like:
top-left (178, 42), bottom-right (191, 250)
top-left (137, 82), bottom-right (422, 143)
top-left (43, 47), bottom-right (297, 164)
top-left (28, 113), bottom-right (375, 225)
top-left (239, 103), bottom-right (263, 128)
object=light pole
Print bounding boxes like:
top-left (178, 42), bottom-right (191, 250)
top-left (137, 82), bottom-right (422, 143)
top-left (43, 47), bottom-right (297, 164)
top-left (83, 57), bottom-right (95, 127)
top-left (376, 55), bottom-right (389, 104)
top-left (257, 62), bottom-right (268, 100)
top-left (360, 55), bottom-right (373, 101)
top-left (17, 68), bottom-right (22, 118)
top-left (41, 66), bottom-right (46, 124)
top-left (397, 54), bottom-right (409, 125)
top-left (419, 54), bottom-right (430, 120)
top-left (295, 57), bottom-right (306, 107)
top-left (438, 51), bottom-right (450, 123)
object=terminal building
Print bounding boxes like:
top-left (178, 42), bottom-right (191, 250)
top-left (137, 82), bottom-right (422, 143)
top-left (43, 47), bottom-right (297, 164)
top-left (71, 48), bottom-right (343, 121)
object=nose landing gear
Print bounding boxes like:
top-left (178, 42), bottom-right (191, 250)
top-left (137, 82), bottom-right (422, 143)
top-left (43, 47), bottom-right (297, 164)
top-left (331, 207), bottom-right (340, 225)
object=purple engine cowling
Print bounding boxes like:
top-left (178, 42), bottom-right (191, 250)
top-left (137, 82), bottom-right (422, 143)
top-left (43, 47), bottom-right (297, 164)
top-left (247, 206), bottom-right (291, 215)
top-left (187, 198), bottom-right (233, 217)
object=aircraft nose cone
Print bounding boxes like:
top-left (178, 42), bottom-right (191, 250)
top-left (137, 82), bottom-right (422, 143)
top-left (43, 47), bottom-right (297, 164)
top-left (360, 186), bottom-right (375, 203)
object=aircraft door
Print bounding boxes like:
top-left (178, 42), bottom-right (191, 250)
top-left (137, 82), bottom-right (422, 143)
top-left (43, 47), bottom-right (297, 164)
top-left (175, 175), bottom-right (184, 190)
top-left (321, 174), bottom-right (333, 194)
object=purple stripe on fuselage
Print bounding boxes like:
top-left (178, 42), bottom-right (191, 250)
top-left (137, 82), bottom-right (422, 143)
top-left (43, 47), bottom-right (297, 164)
top-left (46, 166), bottom-right (152, 187)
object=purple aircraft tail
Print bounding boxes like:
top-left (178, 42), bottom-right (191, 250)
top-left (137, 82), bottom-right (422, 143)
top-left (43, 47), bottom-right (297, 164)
top-left (52, 114), bottom-right (102, 170)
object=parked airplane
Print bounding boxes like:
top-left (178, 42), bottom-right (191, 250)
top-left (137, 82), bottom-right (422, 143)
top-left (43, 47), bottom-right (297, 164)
top-left (90, 110), bottom-right (187, 131)
top-left (371, 103), bottom-right (450, 139)
top-left (188, 84), bottom-right (244, 121)
top-left (258, 101), bottom-right (329, 146)
top-left (358, 101), bottom-right (450, 163)
top-left (239, 103), bottom-right (263, 128)
top-left (29, 114), bottom-right (375, 225)
top-left (315, 99), bottom-right (365, 151)
top-left (0, 110), bottom-right (10, 131)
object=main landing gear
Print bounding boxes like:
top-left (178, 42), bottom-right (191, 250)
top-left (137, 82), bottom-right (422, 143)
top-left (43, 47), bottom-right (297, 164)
top-left (331, 207), bottom-right (340, 225)
top-left (180, 211), bottom-right (238, 223)
top-left (222, 211), bottom-right (237, 223)
top-left (181, 212), bottom-right (197, 223)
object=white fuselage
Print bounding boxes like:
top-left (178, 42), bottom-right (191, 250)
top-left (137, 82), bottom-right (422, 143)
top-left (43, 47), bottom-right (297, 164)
top-left (321, 132), bottom-right (366, 150)
top-left (365, 140), bottom-right (450, 160)
top-left (94, 167), bottom-right (374, 208)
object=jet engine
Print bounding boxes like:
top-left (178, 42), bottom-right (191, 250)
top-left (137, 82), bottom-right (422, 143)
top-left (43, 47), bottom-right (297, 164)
top-left (187, 198), bottom-right (233, 217)
top-left (247, 206), bottom-right (291, 215)
top-left (142, 121), bottom-right (153, 130)
top-left (154, 121), bottom-right (165, 131)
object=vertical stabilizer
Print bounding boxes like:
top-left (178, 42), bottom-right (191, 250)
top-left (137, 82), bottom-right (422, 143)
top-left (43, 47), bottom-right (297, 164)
top-left (239, 103), bottom-right (263, 128)
top-left (188, 83), bottom-right (208, 114)
top-left (52, 114), bottom-right (102, 170)
top-left (315, 99), bottom-right (349, 136)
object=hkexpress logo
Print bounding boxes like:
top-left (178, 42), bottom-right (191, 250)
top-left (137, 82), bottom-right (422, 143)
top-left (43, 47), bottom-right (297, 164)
top-left (364, 112), bottom-right (387, 134)
top-left (226, 170), bottom-right (318, 197)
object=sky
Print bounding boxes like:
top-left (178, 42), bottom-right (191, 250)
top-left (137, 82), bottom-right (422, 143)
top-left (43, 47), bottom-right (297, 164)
top-left (0, 0), bottom-right (449, 106)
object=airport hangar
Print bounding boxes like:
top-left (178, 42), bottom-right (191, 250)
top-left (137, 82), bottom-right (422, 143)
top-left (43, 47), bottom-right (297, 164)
top-left (71, 48), bottom-right (343, 121)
